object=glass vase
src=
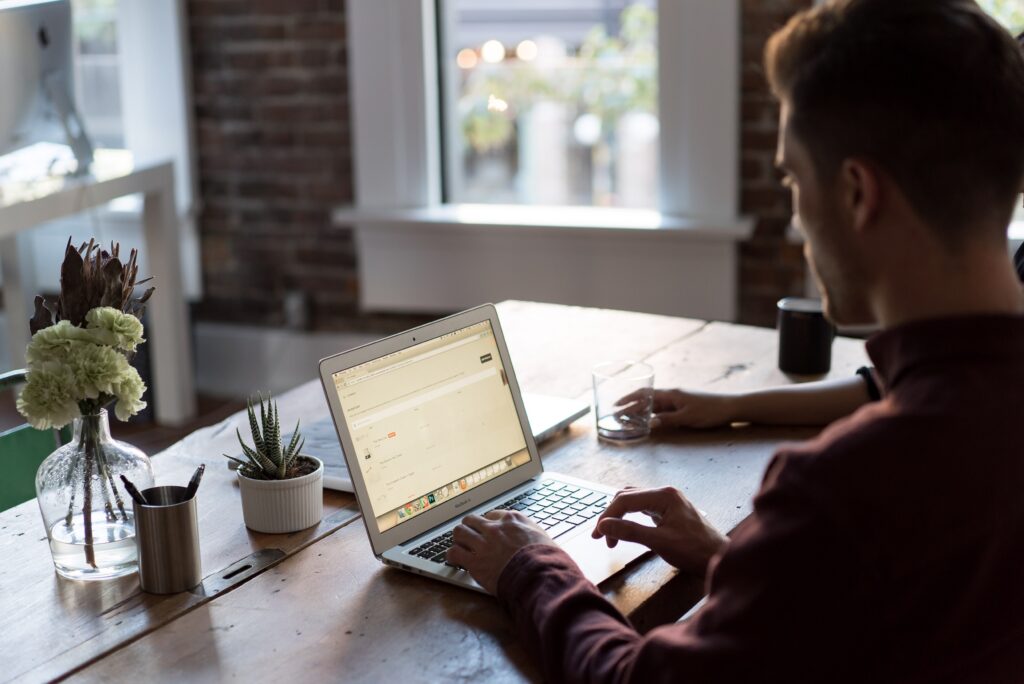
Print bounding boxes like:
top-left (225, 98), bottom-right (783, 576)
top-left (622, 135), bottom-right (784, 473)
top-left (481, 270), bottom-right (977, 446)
top-left (35, 410), bottom-right (153, 580)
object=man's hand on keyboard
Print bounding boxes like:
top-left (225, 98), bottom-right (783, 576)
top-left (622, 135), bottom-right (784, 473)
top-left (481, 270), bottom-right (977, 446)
top-left (448, 511), bottom-right (557, 594)
top-left (592, 486), bottom-right (726, 578)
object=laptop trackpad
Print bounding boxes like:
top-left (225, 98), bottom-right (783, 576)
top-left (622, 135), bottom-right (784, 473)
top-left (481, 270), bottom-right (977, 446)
top-left (560, 525), bottom-right (650, 586)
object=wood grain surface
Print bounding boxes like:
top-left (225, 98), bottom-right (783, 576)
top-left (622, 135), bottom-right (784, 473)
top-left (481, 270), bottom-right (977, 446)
top-left (0, 382), bottom-right (360, 683)
top-left (66, 302), bottom-right (869, 683)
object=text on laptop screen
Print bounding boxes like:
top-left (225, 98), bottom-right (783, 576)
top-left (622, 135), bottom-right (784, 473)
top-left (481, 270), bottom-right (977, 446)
top-left (331, 321), bottom-right (531, 533)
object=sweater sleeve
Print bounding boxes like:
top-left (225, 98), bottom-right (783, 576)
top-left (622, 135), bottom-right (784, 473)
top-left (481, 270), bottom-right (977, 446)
top-left (495, 452), bottom-right (865, 684)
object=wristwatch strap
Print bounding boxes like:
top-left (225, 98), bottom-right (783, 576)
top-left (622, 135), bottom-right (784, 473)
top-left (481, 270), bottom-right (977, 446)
top-left (856, 366), bottom-right (882, 402)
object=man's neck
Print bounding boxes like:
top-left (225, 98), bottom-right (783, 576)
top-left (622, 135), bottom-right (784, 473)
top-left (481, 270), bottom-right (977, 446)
top-left (873, 245), bottom-right (1024, 328)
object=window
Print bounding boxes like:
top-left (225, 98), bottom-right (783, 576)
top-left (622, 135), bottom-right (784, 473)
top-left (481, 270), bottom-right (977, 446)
top-left (977, 0), bottom-right (1024, 223)
top-left (978, 0), bottom-right (1024, 34)
top-left (5, 0), bottom-right (200, 301)
top-left (344, 0), bottom-right (746, 320)
top-left (439, 0), bottom-right (658, 209)
top-left (71, 0), bottom-right (123, 149)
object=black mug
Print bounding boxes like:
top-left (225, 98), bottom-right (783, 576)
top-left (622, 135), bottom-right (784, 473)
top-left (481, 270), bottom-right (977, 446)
top-left (777, 297), bottom-right (834, 375)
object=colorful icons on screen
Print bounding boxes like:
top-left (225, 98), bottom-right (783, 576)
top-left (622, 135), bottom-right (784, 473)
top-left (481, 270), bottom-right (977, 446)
top-left (392, 455), bottom-right (515, 524)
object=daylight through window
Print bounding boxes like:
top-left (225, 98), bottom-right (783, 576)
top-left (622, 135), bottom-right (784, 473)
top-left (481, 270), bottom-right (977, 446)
top-left (440, 0), bottom-right (658, 209)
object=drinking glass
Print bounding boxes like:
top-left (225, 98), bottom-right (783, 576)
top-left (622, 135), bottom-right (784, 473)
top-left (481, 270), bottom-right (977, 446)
top-left (591, 361), bottom-right (654, 443)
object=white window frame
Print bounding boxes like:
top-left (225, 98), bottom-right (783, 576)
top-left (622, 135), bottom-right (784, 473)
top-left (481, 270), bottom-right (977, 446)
top-left (116, 0), bottom-right (200, 299)
top-left (341, 0), bottom-right (751, 321)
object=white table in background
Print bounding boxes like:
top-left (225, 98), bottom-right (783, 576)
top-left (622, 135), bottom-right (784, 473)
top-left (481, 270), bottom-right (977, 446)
top-left (0, 149), bottom-right (196, 425)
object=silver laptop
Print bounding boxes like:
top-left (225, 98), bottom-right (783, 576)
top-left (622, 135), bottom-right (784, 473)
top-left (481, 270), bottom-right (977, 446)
top-left (523, 392), bottom-right (589, 444)
top-left (318, 304), bottom-right (647, 592)
top-left (259, 392), bottom-right (588, 493)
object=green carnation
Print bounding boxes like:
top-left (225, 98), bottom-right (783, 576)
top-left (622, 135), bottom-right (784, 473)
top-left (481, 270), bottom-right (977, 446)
top-left (66, 341), bottom-right (131, 399)
top-left (112, 366), bottom-right (148, 421)
top-left (16, 362), bottom-right (81, 430)
top-left (86, 307), bottom-right (145, 352)
top-left (25, 320), bottom-right (98, 364)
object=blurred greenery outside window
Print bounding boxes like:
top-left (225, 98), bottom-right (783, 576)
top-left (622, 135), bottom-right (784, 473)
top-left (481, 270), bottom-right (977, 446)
top-left (978, 0), bottom-right (1024, 34)
top-left (442, 1), bottom-right (658, 209)
top-left (977, 0), bottom-right (1024, 221)
top-left (71, 0), bottom-right (122, 148)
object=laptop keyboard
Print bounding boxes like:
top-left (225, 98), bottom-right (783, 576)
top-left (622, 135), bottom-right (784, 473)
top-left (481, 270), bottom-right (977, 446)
top-left (408, 480), bottom-right (610, 565)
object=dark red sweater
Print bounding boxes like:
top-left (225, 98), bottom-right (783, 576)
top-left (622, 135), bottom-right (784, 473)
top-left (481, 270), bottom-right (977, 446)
top-left (497, 315), bottom-right (1024, 683)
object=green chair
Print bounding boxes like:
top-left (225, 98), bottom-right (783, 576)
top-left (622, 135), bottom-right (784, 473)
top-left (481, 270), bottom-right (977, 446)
top-left (0, 370), bottom-right (71, 512)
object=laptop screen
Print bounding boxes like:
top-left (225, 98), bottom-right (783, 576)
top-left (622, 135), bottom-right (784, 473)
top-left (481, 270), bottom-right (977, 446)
top-left (330, 320), bottom-right (532, 533)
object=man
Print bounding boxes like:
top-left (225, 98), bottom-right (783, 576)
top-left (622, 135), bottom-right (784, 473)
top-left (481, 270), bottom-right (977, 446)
top-left (447, 1), bottom-right (1024, 681)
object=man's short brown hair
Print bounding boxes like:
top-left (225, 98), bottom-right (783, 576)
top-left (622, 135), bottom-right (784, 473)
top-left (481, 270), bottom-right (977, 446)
top-left (766, 0), bottom-right (1024, 242)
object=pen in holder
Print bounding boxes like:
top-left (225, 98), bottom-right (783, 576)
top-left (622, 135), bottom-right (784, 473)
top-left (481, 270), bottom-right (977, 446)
top-left (133, 485), bottom-right (202, 594)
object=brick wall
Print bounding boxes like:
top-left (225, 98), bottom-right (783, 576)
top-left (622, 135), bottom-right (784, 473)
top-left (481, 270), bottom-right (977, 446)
top-left (187, 0), bottom-right (360, 329)
top-left (738, 0), bottom-right (813, 327)
top-left (186, 0), bottom-right (811, 331)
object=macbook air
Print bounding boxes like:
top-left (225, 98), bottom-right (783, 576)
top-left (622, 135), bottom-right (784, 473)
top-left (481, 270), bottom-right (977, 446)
top-left (522, 393), bottom-right (589, 444)
top-left (229, 392), bottom-right (588, 494)
top-left (318, 304), bottom-right (647, 592)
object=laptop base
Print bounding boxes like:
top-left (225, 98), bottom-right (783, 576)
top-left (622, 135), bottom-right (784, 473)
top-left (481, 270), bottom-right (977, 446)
top-left (381, 473), bottom-right (649, 592)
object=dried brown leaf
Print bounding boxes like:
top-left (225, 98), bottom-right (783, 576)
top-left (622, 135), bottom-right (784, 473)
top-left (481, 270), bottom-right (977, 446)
top-left (29, 296), bottom-right (53, 334)
top-left (100, 258), bottom-right (125, 308)
top-left (59, 240), bottom-right (88, 326)
top-left (48, 236), bottom-right (156, 327)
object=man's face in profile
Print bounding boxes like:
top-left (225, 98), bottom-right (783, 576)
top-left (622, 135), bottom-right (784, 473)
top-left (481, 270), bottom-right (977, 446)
top-left (776, 104), bottom-right (873, 326)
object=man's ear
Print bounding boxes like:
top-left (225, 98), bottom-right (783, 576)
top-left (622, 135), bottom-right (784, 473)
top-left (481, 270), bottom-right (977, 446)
top-left (839, 158), bottom-right (880, 234)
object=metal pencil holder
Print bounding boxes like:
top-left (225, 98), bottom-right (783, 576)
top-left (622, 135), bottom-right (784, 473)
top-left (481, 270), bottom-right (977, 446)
top-left (133, 485), bottom-right (202, 594)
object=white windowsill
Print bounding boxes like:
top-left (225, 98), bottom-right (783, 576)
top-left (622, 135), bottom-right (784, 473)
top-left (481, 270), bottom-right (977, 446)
top-left (334, 203), bottom-right (752, 321)
top-left (332, 204), bottom-right (753, 242)
top-left (1010, 220), bottom-right (1023, 252)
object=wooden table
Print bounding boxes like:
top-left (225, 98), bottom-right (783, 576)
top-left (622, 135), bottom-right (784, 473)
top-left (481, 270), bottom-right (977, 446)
top-left (0, 301), bottom-right (869, 683)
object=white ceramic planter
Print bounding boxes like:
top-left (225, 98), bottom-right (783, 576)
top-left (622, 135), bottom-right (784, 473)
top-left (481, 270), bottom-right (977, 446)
top-left (237, 456), bottom-right (324, 533)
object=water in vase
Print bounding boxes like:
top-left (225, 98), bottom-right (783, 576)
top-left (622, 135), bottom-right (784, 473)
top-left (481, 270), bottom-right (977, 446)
top-left (48, 512), bottom-right (138, 580)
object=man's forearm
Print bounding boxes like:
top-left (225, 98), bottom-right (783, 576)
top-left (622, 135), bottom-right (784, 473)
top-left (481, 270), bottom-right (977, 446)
top-left (727, 375), bottom-right (871, 426)
top-left (498, 545), bottom-right (650, 684)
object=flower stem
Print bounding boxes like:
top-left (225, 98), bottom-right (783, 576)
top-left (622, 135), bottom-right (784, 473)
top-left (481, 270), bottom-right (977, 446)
top-left (64, 448), bottom-right (80, 528)
top-left (96, 452), bottom-right (116, 522)
top-left (80, 418), bottom-right (98, 569)
top-left (96, 449), bottom-right (128, 522)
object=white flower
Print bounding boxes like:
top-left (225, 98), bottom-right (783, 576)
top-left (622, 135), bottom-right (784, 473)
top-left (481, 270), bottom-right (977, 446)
top-left (25, 320), bottom-right (98, 364)
top-left (16, 362), bottom-right (81, 429)
top-left (21, 307), bottom-right (149, 425)
top-left (85, 307), bottom-right (145, 353)
top-left (66, 342), bottom-right (130, 399)
top-left (112, 366), bottom-right (148, 421)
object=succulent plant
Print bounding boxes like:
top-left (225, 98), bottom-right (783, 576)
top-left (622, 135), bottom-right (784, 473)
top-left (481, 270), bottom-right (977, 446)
top-left (225, 394), bottom-right (306, 480)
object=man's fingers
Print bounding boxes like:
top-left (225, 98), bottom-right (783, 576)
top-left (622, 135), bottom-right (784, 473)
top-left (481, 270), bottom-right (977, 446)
top-left (650, 410), bottom-right (688, 431)
top-left (614, 389), bottom-right (647, 407)
top-left (461, 514), bottom-right (495, 533)
top-left (452, 521), bottom-right (485, 549)
top-left (613, 400), bottom-right (647, 416)
top-left (596, 517), bottom-right (660, 548)
top-left (598, 488), bottom-right (673, 528)
top-left (446, 543), bottom-right (471, 567)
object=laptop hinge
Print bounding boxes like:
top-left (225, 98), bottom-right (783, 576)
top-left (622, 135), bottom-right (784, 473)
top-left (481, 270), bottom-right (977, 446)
top-left (395, 476), bottom-right (544, 549)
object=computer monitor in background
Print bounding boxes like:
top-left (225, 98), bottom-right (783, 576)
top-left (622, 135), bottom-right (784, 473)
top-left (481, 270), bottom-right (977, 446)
top-left (0, 0), bottom-right (93, 175)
